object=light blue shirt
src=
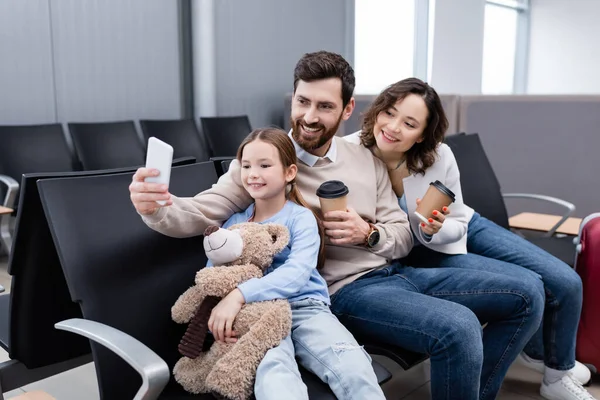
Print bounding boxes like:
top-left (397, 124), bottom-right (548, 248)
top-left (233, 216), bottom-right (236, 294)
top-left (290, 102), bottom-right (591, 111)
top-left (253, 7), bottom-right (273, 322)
top-left (206, 201), bottom-right (330, 305)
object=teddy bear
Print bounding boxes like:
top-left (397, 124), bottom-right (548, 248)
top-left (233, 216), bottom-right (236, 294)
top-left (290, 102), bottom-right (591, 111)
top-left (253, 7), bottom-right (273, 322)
top-left (171, 222), bottom-right (293, 400)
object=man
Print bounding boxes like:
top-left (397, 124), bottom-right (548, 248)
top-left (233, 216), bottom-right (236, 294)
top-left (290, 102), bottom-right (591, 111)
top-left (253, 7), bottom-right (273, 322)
top-left (130, 51), bottom-right (544, 400)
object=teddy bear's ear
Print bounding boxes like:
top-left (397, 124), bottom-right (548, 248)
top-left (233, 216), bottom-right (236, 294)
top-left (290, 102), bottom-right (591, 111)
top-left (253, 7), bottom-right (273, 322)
top-left (265, 224), bottom-right (290, 254)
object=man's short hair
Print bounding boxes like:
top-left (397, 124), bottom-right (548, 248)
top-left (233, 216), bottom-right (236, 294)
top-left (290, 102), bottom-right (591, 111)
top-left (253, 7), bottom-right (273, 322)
top-left (293, 51), bottom-right (355, 107)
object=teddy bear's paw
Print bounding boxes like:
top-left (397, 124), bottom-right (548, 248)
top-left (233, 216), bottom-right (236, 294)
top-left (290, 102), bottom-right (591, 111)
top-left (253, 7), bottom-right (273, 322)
top-left (173, 356), bottom-right (212, 394)
top-left (171, 308), bottom-right (191, 324)
top-left (210, 391), bottom-right (256, 400)
top-left (205, 362), bottom-right (255, 400)
top-left (210, 391), bottom-right (251, 400)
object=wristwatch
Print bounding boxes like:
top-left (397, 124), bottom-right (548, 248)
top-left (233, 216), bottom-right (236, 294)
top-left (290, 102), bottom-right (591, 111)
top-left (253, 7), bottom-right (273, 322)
top-left (365, 223), bottom-right (381, 248)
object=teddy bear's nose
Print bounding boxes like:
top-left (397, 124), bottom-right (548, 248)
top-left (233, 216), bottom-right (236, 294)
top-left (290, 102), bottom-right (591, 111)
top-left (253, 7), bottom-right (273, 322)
top-left (204, 225), bottom-right (219, 237)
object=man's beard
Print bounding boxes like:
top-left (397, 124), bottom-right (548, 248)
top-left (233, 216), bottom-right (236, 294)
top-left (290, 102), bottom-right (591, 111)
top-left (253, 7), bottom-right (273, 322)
top-left (291, 113), bottom-right (343, 152)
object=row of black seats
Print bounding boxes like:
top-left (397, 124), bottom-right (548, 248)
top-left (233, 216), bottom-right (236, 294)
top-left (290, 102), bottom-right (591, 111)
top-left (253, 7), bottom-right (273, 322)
top-left (0, 116), bottom-right (251, 175)
top-left (0, 116), bottom-right (252, 255)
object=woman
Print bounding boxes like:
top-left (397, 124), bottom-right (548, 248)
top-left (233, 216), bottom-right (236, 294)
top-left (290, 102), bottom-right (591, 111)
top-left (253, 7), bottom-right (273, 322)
top-left (345, 78), bottom-right (594, 400)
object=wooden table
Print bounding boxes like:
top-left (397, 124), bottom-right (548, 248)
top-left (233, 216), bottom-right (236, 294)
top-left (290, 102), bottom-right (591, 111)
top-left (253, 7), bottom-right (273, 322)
top-left (0, 206), bottom-right (13, 215)
top-left (509, 212), bottom-right (583, 236)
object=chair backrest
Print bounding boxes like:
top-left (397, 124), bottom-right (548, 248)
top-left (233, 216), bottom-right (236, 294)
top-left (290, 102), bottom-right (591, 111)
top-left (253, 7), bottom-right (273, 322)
top-left (444, 133), bottom-right (510, 229)
top-left (4, 156), bottom-right (196, 368)
top-left (6, 165), bottom-right (147, 366)
top-left (6, 170), bottom-right (90, 367)
top-left (68, 121), bottom-right (145, 170)
top-left (140, 119), bottom-right (211, 162)
top-left (200, 115), bottom-right (252, 157)
top-left (0, 124), bottom-right (78, 181)
top-left (38, 162), bottom-right (218, 399)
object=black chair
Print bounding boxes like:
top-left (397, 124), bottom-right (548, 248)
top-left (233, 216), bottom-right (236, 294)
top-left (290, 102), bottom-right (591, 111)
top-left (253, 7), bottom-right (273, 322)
top-left (200, 115), bottom-right (252, 158)
top-left (68, 121), bottom-right (146, 170)
top-left (38, 162), bottom-right (391, 399)
top-left (0, 158), bottom-right (196, 396)
top-left (444, 133), bottom-right (577, 266)
top-left (0, 124), bottom-right (79, 256)
top-left (140, 119), bottom-right (211, 162)
top-left (0, 169), bottom-right (93, 393)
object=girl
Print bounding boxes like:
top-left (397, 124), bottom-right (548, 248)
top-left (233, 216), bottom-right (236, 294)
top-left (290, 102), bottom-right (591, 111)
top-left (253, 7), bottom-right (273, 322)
top-left (207, 128), bottom-right (385, 400)
top-left (345, 78), bottom-right (595, 400)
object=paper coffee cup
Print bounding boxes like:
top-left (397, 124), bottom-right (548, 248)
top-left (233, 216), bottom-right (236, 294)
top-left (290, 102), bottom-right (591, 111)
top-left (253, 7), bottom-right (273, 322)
top-left (414, 180), bottom-right (455, 225)
top-left (316, 180), bottom-right (349, 216)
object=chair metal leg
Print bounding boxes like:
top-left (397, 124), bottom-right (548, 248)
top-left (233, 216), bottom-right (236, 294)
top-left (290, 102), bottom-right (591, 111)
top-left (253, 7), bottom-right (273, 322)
top-left (0, 216), bottom-right (12, 257)
top-left (0, 175), bottom-right (19, 258)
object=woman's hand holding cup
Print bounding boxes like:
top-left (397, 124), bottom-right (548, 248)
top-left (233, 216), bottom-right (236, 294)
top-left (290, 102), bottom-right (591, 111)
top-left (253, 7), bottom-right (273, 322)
top-left (413, 180), bottom-right (455, 236)
top-left (415, 198), bottom-right (450, 235)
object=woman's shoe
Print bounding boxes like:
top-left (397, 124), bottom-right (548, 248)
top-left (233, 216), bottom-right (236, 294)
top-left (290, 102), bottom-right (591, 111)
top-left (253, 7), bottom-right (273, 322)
top-left (517, 352), bottom-right (592, 385)
top-left (540, 373), bottom-right (596, 400)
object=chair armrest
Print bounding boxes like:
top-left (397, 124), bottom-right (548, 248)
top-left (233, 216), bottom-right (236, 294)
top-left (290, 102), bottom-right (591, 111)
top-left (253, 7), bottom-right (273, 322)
top-left (0, 174), bottom-right (19, 210)
top-left (55, 318), bottom-right (170, 400)
top-left (210, 157), bottom-right (235, 176)
top-left (209, 156), bottom-right (235, 162)
top-left (502, 193), bottom-right (576, 237)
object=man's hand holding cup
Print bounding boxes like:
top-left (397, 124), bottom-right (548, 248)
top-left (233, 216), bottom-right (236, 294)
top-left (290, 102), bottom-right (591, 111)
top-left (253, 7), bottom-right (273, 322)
top-left (317, 180), bottom-right (370, 246)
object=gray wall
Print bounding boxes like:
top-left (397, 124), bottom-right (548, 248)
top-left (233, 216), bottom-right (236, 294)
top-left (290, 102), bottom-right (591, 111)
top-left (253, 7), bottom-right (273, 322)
top-left (214, 0), bottom-right (352, 129)
top-left (0, 0), bottom-right (183, 125)
top-left (0, 1), bottom-right (56, 124)
top-left (459, 95), bottom-right (600, 218)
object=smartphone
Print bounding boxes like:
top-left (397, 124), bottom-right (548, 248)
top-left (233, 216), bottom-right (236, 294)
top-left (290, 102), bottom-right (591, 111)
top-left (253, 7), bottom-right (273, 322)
top-left (145, 137), bottom-right (174, 206)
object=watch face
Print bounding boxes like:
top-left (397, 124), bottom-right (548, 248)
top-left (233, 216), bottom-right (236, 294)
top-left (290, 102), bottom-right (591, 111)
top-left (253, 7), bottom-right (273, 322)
top-left (368, 230), bottom-right (380, 247)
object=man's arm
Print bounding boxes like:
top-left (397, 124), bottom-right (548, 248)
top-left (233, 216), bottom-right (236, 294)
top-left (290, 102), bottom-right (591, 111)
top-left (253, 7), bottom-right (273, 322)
top-left (141, 160), bottom-right (253, 238)
top-left (369, 159), bottom-right (414, 259)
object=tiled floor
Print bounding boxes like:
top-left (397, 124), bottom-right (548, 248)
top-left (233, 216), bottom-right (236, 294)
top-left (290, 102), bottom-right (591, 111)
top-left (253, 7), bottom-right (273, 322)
top-left (1, 256), bottom-right (598, 399)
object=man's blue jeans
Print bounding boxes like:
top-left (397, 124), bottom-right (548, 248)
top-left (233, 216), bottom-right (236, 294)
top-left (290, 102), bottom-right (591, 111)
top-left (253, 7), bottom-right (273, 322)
top-left (330, 260), bottom-right (545, 400)
top-left (405, 212), bottom-right (583, 371)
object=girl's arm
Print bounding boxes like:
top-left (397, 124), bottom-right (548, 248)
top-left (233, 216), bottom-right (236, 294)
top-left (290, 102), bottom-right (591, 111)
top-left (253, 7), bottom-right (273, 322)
top-left (237, 209), bottom-right (320, 303)
top-left (417, 145), bottom-right (470, 245)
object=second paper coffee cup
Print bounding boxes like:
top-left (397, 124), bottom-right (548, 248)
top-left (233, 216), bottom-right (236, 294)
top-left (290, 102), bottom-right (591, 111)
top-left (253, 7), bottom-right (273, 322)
top-left (414, 180), bottom-right (455, 225)
top-left (316, 180), bottom-right (349, 215)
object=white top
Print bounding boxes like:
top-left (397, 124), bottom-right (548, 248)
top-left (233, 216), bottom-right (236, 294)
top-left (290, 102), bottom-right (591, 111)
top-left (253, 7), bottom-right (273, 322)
top-left (345, 131), bottom-right (474, 255)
